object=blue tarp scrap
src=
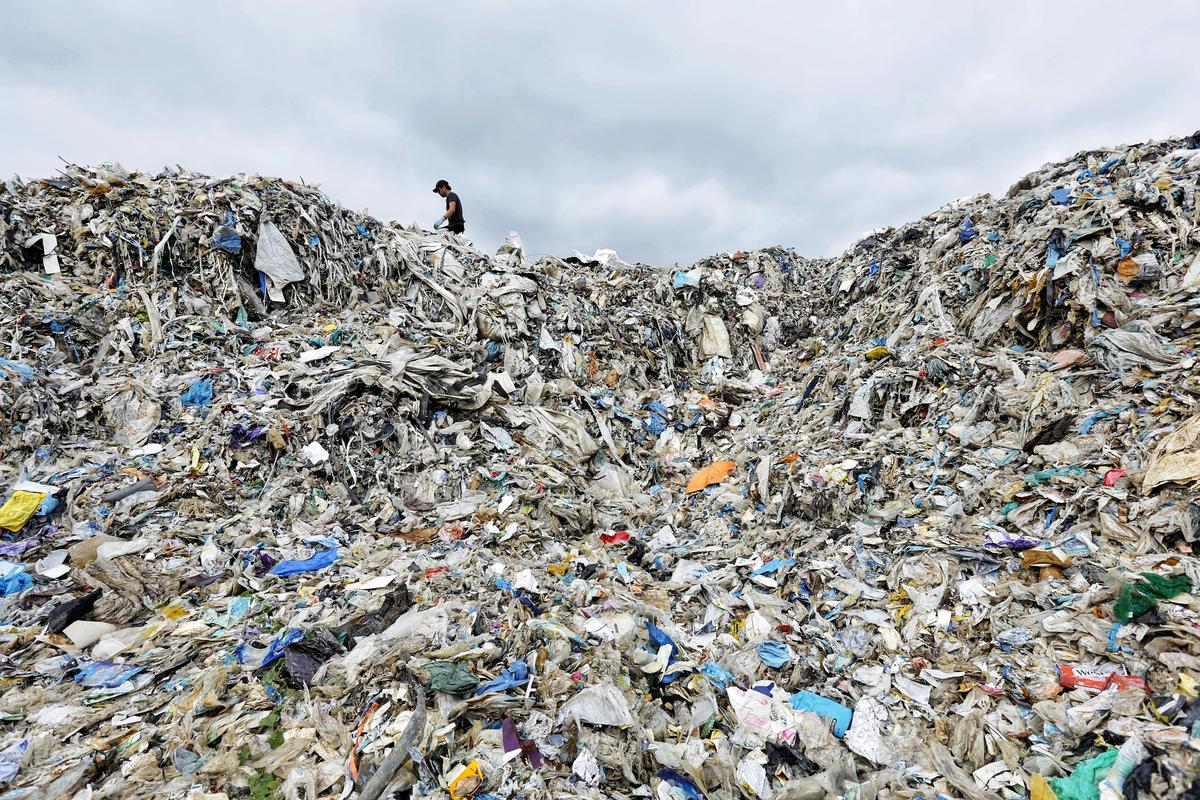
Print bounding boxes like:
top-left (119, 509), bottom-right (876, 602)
top-left (75, 661), bottom-right (146, 688)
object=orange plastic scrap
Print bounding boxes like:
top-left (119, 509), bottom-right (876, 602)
top-left (685, 460), bottom-right (736, 494)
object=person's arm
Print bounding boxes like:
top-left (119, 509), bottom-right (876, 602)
top-left (444, 199), bottom-right (457, 220)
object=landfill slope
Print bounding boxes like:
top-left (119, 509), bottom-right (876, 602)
top-left (0, 134), bottom-right (1199, 800)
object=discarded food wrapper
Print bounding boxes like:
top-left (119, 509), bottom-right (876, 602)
top-left (447, 760), bottom-right (485, 799)
top-left (1058, 665), bottom-right (1150, 695)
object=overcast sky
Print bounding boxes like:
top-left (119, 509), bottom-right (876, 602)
top-left (3, 2), bottom-right (1198, 265)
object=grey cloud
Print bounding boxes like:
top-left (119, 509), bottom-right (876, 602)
top-left (2, 0), bottom-right (1198, 264)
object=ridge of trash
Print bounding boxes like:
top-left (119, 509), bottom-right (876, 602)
top-left (0, 132), bottom-right (1199, 800)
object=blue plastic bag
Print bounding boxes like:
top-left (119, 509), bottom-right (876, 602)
top-left (0, 560), bottom-right (32, 596)
top-left (646, 620), bottom-right (685, 683)
top-left (0, 740), bottom-right (29, 784)
top-left (495, 577), bottom-right (543, 616)
top-left (701, 662), bottom-right (734, 689)
top-left (646, 621), bottom-right (678, 660)
top-left (756, 640), bottom-right (793, 668)
top-left (75, 661), bottom-right (145, 688)
top-left (0, 359), bottom-right (35, 384)
top-left (657, 769), bottom-right (706, 800)
top-left (213, 211), bottom-right (241, 254)
top-left (181, 380), bottom-right (213, 408)
top-left (269, 548), bottom-right (339, 577)
top-left (958, 217), bottom-right (977, 243)
top-left (751, 557), bottom-right (796, 576)
top-left (790, 690), bottom-right (853, 737)
top-left (36, 495), bottom-right (59, 517)
top-left (474, 660), bottom-right (529, 696)
top-left (235, 627), bottom-right (304, 669)
top-left (644, 402), bottom-right (670, 436)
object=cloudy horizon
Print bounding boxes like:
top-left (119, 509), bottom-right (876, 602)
top-left (3, 1), bottom-right (1198, 265)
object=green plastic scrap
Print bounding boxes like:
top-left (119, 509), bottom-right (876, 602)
top-left (1113, 572), bottom-right (1191, 622)
top-left (248, 768), bottom-right (282, 800)
top-left (1047, 749), bottom-right (1118, 800)
top-left (427, 660), bottom-right (480, 694)
top-left (1025, 465), bottom-right (1086, 485)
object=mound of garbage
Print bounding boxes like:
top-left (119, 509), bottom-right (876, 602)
top-left (0, 133), bottom-right (1199, 800)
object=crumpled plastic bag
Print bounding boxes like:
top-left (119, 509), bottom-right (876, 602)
top-left (0, 491), bottom-right (45, 532)
top-left (559, 682), bottom-right (634, 727)
top-left (255, 220), bottom-right (306, 285)
top-left (474, 660), bottom-right (529, 697)
top-left (426, 661), bottom-right (480, 695)
top-left (495, 231), bottom-right (524, 270)
top-left (1048, 748), bottom-right (1118, 800)
top-left (102, 384), bottom-right (161, 447)
top-left (270, 548), bottom-right (339, 577)
top-left (0, 739), bottom-right (29, 785)
top-left (212, 210), bottom-right (241, 254)
top-left (79, 556), bottom-right (181, 624)
top-left (1087, 322), bottom-right (1185, 374)
top-left (685, 460), bottom-right (736, 493)
top-left (180, 379), bottom-right (213, 408)
top-left (1141, 411), bottom-right (1200, 493)
top-left (1113, 572), bottom-right (1191, 622)
top-left (700, 315), bottom-right (732, 358)
top-left (0, 560), bottom-right (32, 596)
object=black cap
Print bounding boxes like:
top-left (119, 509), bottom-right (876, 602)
top-left (432, 179), bottom-right (450, 192)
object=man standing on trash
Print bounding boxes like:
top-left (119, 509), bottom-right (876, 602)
top-left (432, 179), bottom-right (465, 235)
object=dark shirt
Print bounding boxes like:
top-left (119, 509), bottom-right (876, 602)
top-left (445, 192), bottom-right (465, 230)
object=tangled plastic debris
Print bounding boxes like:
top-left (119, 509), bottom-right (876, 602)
top-left (1, 134), bottom-right (1200, 799)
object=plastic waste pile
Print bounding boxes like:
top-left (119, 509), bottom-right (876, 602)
top-left (0, 133), bottom-right (1198, 800)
